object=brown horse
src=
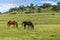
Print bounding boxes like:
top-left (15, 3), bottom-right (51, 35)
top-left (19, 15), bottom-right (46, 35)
top-left (7, 21), bottom-right (18, 28)
top-left (22, 21), bottom-right (34, 29)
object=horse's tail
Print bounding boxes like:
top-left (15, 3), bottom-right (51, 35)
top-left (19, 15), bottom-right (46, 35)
top-left (16, 23), bottom-right (18, 28)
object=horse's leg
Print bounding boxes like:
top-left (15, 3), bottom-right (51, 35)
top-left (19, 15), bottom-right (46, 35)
top-left (24, 25), bottom-right (26, 29)
top-left (16, 24), bottom-right (18, 28)
top-left (31, 25), bottom-right (34, 30)
top-left (8, 24), bottom-right (10, 28)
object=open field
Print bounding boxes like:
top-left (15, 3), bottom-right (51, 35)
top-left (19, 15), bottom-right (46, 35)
top-left (1, 13), bottom-right (60, 25)
top-left (0, 13), bottom-right (60, 40)
top-left (0, 24), bottom-right (60, 40)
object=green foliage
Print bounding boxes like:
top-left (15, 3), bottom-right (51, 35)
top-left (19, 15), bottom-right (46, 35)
top-left (41, 3), bottom-right (52, 8)
top-left (19, 5), bottom-right (25, 11)
top-left (0, 12), bottom-right (2, 14)
top-left (28, 3), bottom-right (35, 13)
top-left (57, 2), bottom-right (60, 4)
top-left (9, 7), bottom-right (18, 12)
top-left (6, 2), bottom-right (60, 14)
top-left (36, 7), bottom-right (41, 13)
top-left (10, 12), bottom-right (17, 14)
top-left (27, 5), bottom-right (30, 8)
top-left (57, 2), bottom-right (60, 10)
top-left (52, 5), bottom-right (59, 12)
top-left (30, 3), bottom-right (34, 7)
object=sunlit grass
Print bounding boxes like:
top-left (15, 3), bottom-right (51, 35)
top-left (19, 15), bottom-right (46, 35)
top-left (0, 13), bottom-right (60, 40)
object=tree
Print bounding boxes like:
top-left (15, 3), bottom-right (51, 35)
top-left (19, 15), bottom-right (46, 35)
top-left (57, 2), bottom-right (60, 5)
top-left (27, 3), bottom-right (34, 13)
top-left (19, 5), bottom-right (25, 11)
top-left (41, 3), bottom-right (52, 8)
top-left (57, 2), bottom-right (60, 9)
top-left (9, 7), bottom-right (18, 12)
top-left (52, 5), bottom-right (59, 12)
top-left (30, 3), bottom-right (34, 7)
top-left (27, 5), bottom-right (30, 8)
top-left (0, 12), bottom-right (2, 14)
top-left (29, 3), bottom-right (35, 10)
top-left (36, 7), bottom-right (41, 13)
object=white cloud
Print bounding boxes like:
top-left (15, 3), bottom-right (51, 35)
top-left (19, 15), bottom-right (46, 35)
top-left (41, 1), bottom-right (57, 5)
top-left (0, 4), bottom-right (18, 12)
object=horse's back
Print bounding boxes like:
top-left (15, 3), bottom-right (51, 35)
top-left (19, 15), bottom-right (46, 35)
top-left (8, 21), bottom-right (17, 24)
top-left (22, 21), bottom-right (33, 25)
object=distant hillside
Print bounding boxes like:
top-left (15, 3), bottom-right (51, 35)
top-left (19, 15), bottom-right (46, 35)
top-left (3, 2), bottom-right (60, 14)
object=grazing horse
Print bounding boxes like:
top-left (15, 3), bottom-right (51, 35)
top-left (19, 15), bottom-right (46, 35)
top-left (7, 21), bottom-right (18, 28)
top-left (22, 21), bottom-right (34, 29)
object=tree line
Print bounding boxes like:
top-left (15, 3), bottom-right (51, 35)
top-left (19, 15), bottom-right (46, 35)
top-left (6, 2), bottom-right (60, 14)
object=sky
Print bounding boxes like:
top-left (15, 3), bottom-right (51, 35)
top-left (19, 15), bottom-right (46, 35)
top-left (0, 0), bottom-right (60, 13)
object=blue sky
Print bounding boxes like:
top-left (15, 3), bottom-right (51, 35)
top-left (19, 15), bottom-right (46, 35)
top-left (0, 0), bottom-right (60, 13)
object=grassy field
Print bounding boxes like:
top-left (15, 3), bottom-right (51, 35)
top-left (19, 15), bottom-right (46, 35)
top-left (0, 13), bottom-right (60, 40)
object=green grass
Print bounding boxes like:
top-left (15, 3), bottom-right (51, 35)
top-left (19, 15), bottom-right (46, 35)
top-left (1, 13), bottom-right (60, 25)
top-left (0, 24), bottom-right (60, 40)
top-left (0, 13), bottom-right (60, 40)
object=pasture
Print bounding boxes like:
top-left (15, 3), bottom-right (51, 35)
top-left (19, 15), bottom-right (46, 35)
top-left (0, 13), bottom-right (60, 40)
